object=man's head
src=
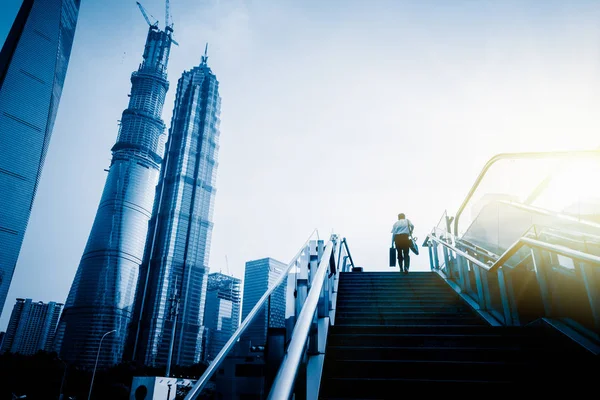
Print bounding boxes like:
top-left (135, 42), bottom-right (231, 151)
top-left (398, 213), bottom-right (405, 220)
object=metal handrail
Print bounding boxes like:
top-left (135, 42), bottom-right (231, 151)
top-left (427, 234), bottom-right (489, 270)
top-left (428, 230), bottom-right (600, 274)
top-left (266, 240), bottom-right (335, 400)
top-left (342, 238), bottom-right (354, 271)
top-left (184, 229), bottom-right (319, 399)
top-left (453, 149), bottom-right (600, 236)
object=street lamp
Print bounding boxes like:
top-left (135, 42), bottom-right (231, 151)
top-left (57, 357), bottom-right (67, 400)
top-left (87, 329), bottom-right (116, 400)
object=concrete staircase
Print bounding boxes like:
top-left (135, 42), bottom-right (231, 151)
top-left (319, 271), bottom-right (596, 398)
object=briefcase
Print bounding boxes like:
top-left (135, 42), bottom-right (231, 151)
top-left (389, 247), bottom-right (396, 267)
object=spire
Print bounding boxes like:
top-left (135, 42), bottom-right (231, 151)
top-left (201, 43), bottom-right (208, 65)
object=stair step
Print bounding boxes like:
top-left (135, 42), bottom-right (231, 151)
top-left (319, 377), bottom-right (526, 398)
top-left (327, 333), bottom-right (547, 347)
top-left (336, 305), bottom-right (472, 313)
top-left (336, 299), bottom-right (465, 306)
top-left (335, 316), bottom-right (483, 326)
top-left (338, 280), bottom-right (448, 289)
top-left (323, 359), bottom-right (526, 380)
top-left (325, 346), bottom-right (552, 362)
top-left (336, 299), bottom-right (461, 305)
top-left (329, 324), bottom-right (536, 335)
top-left (337, 293), bottom-right (457, 299)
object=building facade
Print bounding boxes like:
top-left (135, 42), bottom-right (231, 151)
top-left (0, 0), bottom-right (80, 318)
top-left (56, 22), bottom-right (174, 369)
top-left (1, 298), bottom-right (63, 355)
top-left (241, 258), bottom-right (287, 347)
top-left (129, 53), bottom-right (221, 367)
top-left (204, 273), bottom-right (241, 361)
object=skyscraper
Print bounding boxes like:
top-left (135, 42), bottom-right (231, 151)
top-left (241, 258), bottom-right (287, 347)
top-left (129, 50), bottom-right (221, 367)
top-left (57, 16), bottom-right (174, 369)
top-left (204, 273), bottom-right (241, 361)
top-left (1, 298), bottom-right (63, 355)
top-left (0, 0), bottom-right (80, 318)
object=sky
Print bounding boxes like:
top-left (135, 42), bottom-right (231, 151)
top-left (2, 0), bottom-right (600, 329)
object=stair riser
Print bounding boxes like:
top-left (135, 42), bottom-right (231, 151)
top-left (325, 347), bottom-right (550, 362)
top-left (329, 325), bottom-right (535, 335)
top-left (334, 317), bottom-right (484, 326)
top-left (336, 306), bottom-right (472, 313)
top-left (336, 299), bottom-right (465, 306)
top-left (337, 295), bottom-right (460, 301)
top-left (328, 334), bottom-right (546, 347)
top-left (323, 360), bottom-right (525, 380)
top-left (320, 378), bottom-right (518, 398)
top-left (338, 282), bottom-right (449, 287)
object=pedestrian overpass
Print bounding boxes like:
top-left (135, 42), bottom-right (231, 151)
top-left (183, 150), bottom-right (600, 399)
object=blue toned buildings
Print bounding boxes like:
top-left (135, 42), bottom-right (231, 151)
top-left (129, 50), bottom-right (221, 367)
top-left (241, 258), bottom-right (287, 347)
top-left (0, 0), bottom-right (80, 318)
top-left (56, 20), bottom-right (175, 368)
top-left (1, 298), bottom-right (63, 355)
top-left (204, 273), bottom-right (241, 361)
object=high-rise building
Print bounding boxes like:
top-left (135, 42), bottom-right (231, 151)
top-left (204, 273), bottom-right (241, 361)
top-left (1, 298), bottom-right (63, 355)
top-left (0, 0), bottom-right (80, 318)
top-left (56, 18), bottom-right (175, 369)
top-left (129, 50), bottom-right (221, 367)
top-left (241, 258), bottom-right (287, 347)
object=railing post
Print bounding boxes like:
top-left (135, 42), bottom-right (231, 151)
top-left (578, 261), bottom-right (600, 331)
top-left (432, 241), bottom-right (440, 270)
top-left (472, 264), bottom-right (486, 309)
top-left (428, 245), bottom-right (434, 271)
top-left (497, 267), bottom-right (517, 325)
top-left (456, 255), bottom-right (466, 291)
top-left (462, 259), bottom-right (473, 296)
top-left (442, 245), bottom-right (451, 275)
top-left (531, 248), bottom-right (553, 317)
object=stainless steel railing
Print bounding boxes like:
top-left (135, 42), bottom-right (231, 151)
top-left (184, 229), bottom-right (319, 399)
top-left (267, 240), bottom-right (335, 400)
top-left (427, 225), bottom-right (600, 345)
top-left (184, 231), bottom-right (354, 399)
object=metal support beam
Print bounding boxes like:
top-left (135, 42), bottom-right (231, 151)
top-left (579, 262), bottom-right (600, 331)
top-left (531, 248), bottom-right (553, 317)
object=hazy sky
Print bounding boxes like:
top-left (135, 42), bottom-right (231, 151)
top-left (1, 0), bottom-right (600, 329)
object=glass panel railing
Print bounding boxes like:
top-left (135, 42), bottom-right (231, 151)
top-left (461, 200), bottom-right (600, 259)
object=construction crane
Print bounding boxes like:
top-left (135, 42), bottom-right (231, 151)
top-left (136, 1), bottom-right (158, 28)
top-left (164, 0), bottom-right (179, 46)
top-left (165, 0), bottom-right (172, 31)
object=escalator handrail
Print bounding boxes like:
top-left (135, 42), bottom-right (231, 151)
top-left (453, 150), bottom-right (600, 236)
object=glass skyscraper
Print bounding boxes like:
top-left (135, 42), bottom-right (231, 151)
top-left (128, 53), bottom-right (221, 367)
top-left (1, 298), bottom-right (63, 355)
top-left (56, 22), bottom-right (174, 369)
top-left (204, 273), bottom-right (241, 361)
top-left (241, 258), bottom-right (287, 347)
top-left (0, 0), bottom-right (80, 318)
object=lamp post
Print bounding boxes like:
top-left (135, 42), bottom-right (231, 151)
top-left (58, 357), bottom-right (67, 400)
top-left (87, 329), bottom-right (116, 400)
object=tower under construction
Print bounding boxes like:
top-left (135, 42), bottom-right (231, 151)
top-left (56, 2), bottom-right (175, 369)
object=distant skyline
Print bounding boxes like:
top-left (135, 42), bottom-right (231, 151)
top-left (2, 0), bottom-right (600, 330)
